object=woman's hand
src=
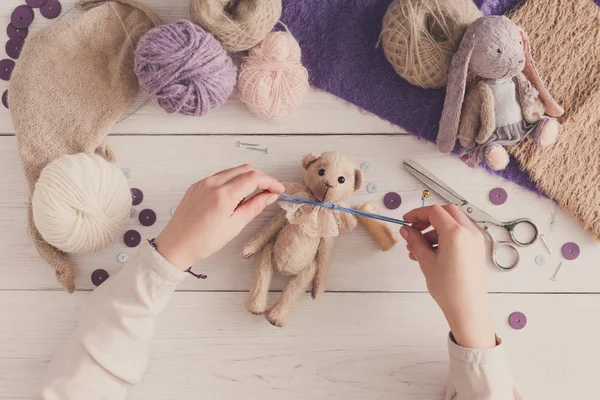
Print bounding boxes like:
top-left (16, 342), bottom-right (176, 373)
top-left (400, 205), bottom-right (496, 349)
top-left (155, 165), bottom-right (284, 270)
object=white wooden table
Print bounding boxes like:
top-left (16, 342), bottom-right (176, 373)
top-left (1, 1), bottom-right (599, 399)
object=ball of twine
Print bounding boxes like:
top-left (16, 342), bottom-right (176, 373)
top-left (190, 0), bottom-right (282, 52)
top-left (380, 0), bottom-right (481, 88)
top-left (237, 31), bottom-right (309, 121)
top-left (134, 20), bottom-right (237, 116)
top-left (32, 153), bottom-right (131, 254)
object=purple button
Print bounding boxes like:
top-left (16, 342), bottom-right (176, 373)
top-left (26, 0), bottom-right (46, 8)
top-left (6, 39), bottom-right (24, 60)
top-left (139, 209), bottom-right (157, 227)
top-left (123, 229), bottom-right (141, 248)
top-left (7, 24), bottom-right (28, 41)
top-left (561, 242), bottom-right (580, 260)
top-left (91, 269), bottom-right (109, 286)
top-left (508, 311), bottom-right (527, 330)
top-left (489, 187), bottom-right (508, 205)
top-left (40, 0), bottom-right (62, 19)
top-left (11, 5), bottom-right (35, 29)
top-left (383, 192), bottom-right (402, 210)
top-left (0, 59), bottom-right (16, 81)
top-left (130, 188), bottom-right (143, 206)
top-left (2, 91), bottom-right (8, 110)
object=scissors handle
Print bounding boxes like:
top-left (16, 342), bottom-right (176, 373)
top-left (503, 218), bottom-right (539, 247)
top-left (483, 226), bottom-right (520, 270)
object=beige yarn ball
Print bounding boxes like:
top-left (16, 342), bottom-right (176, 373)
top-left (380, 0), bottom-right (481, 88)
top-left (190, 0), bottom-right (282, 52)
top-left (32, 153), bottom-right (131, 254)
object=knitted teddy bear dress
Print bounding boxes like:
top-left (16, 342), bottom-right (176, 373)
top-left (9, 0), bottom-right (161, 292)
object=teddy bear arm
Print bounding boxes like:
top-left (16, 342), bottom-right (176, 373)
top-left (459, 82), bottom-right (495, 148)
top-left (242, 211), bottom-right (288, 259)
top-left (311, 236), bottom-right (335, 300)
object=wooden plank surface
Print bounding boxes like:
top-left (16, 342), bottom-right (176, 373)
top-left (0, 135), bottom-right (596, 293)
top-left (1, 291), bottom-right (598, 400)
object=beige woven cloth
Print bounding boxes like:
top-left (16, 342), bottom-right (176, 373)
top-left (508, 0), bottom-right (600, 239)
top-left (10, 0), bottom-right (160, 292)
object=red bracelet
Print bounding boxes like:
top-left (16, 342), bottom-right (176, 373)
top-left (148, 238), bottom-right (207, 280)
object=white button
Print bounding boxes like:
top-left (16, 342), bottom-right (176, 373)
top-left (117, 252), bottom-right (129, 263)
top-left (129, 208), bottom-right (137, 218)
top-left (366, 183), bottom-right (378, 193)
top-left (122, 168), bottom-right (131, 179)
top-left (535, 255), bottom-right (546, 266)
top-left (360, 162), bottom-right (370, 172)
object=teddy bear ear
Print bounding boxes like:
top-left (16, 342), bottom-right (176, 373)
top-left (302, 153), bottom-right (322, 170)
top-left (353, 169), bottom-right (363, 191)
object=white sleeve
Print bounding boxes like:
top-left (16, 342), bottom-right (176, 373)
top-left (445, 334), bottom-right (522, 400)
top-left (33, 242), bottom-right (187, 400)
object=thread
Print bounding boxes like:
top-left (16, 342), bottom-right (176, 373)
top-left (134, 20), bottom-right (237, 116)
top-left (380, 0), bottom-right (481, 88)
top-left (238, 30), bottom-right (309, 121)
top-left (32, 153), bottom-right (131, 254)
top-left (190, 0), bottom-right (282, 52)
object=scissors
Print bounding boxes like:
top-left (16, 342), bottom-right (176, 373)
top-left (403, 160), bottom-right (539, 271)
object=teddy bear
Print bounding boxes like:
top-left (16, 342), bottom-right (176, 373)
top-left (241, 152), bottom-right (363, 327)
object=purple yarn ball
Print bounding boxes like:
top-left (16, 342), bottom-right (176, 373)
top-left (134, 21), bottom-right (237, 116)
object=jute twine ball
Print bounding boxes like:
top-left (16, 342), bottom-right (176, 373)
top-left (32, 153), bottom-right (131, 254)
top-left (380, 0), bottom-right (481, 88)
top-left (190, 0), bottom-right (282, 52)
top-left (238, 31), bottom-right (309, 121)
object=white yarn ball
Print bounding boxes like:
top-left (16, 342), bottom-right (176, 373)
top-left (32, 153), bottom-right (131, 254)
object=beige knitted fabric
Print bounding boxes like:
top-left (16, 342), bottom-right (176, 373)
top-left (508, 0), bottom-right (600, 239)
top-left (10, 0), bottom-right (160, 292)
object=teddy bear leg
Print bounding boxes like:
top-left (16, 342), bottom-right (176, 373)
top-left (532, 118), bottom-right (561, 148)
top-left (266, 263), bottom-right (317, 328)
top-left (246, 242), bottom-right (274, 315)
top-left (485, 143), bottom-right (510, 171)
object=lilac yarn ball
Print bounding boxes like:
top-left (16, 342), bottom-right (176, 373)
top-left (134, 21), bottom-right (237, 116)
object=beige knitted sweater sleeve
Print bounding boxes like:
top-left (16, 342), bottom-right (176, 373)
top-left (32, 243), bottom-right (519, 399)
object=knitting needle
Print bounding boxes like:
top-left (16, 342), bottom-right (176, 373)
top-left (277, 193), bottom-right (410, 226)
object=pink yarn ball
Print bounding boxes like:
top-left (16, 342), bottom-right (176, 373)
top-left (237, 31), bottom-right (309, 121)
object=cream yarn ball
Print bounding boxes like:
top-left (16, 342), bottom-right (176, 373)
top-left (32, 153), bottom-right (131, 254)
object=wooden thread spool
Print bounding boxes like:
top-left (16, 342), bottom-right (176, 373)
top-left (356, 203), bottom-right (399, 251)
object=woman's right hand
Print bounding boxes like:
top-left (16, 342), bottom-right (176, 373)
top-left (400, 205), bottom-right (496, 349)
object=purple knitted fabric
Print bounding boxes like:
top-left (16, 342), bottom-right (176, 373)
top-left (134, 20), bottom-right (237, 116)
top-left (281, 0), bottom-right (544, 193)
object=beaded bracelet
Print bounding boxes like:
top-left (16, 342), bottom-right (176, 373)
top-left (148, 238), bottom-right (207, 280)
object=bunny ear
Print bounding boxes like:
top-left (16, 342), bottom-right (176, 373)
top-left (520, 28), bottom-right (564, 117)
top-left (436, 28), bottom-right (477, 153)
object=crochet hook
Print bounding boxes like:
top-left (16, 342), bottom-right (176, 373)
top-left (277, 193), bottom-right (410, 226)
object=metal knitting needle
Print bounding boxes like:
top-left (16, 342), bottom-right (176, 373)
top-left (246, 146), bottom-right (269, 154)
top-left (539, 234), bottom-right (552, 254)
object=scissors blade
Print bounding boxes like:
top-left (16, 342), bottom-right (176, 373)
top-left (403, 160), bottom-right (468, 207)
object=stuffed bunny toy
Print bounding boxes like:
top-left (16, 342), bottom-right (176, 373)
top-left (436, 16), bottom-right (564, 170)
top-left (242, 152), bottom-right (362, 327)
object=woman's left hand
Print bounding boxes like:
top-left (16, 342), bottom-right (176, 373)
top-left (155, 165), bottom-right (284, 270)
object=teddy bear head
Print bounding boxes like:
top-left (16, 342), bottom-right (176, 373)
top-left (301, 152), bottom-right (363, 203)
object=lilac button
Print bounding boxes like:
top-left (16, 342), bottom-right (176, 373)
top-left (2, 91), bottom-right (8, 110)
top-left (40, 0), bottom-right (62, 19)
top-left (26, 0), bottom-right (46, 8)
top-left (123, 229), bottom-right (141, 248)
top-left (0, 59), bottom-right (16, 81)
top-left (6, 39), bottom-right (24, 60)
top-left (130, 188), bottom-right (143, 206)
top-left (561, 242), bottom-right (580, 260)
top-left (508, 311), bottom-right (527, 330)
top-left (383, 192), bottom-right (402, 210)
top-left (139, 209), bottom-right (157, 227)
top-left (489, 187), bottom-right (508, 205)
top-left (11, 5), bottom-right (35, 29)
top-left (91, 269), bottom-right (109, 286)
top-left (7, 24), bottom-right (28, 41)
